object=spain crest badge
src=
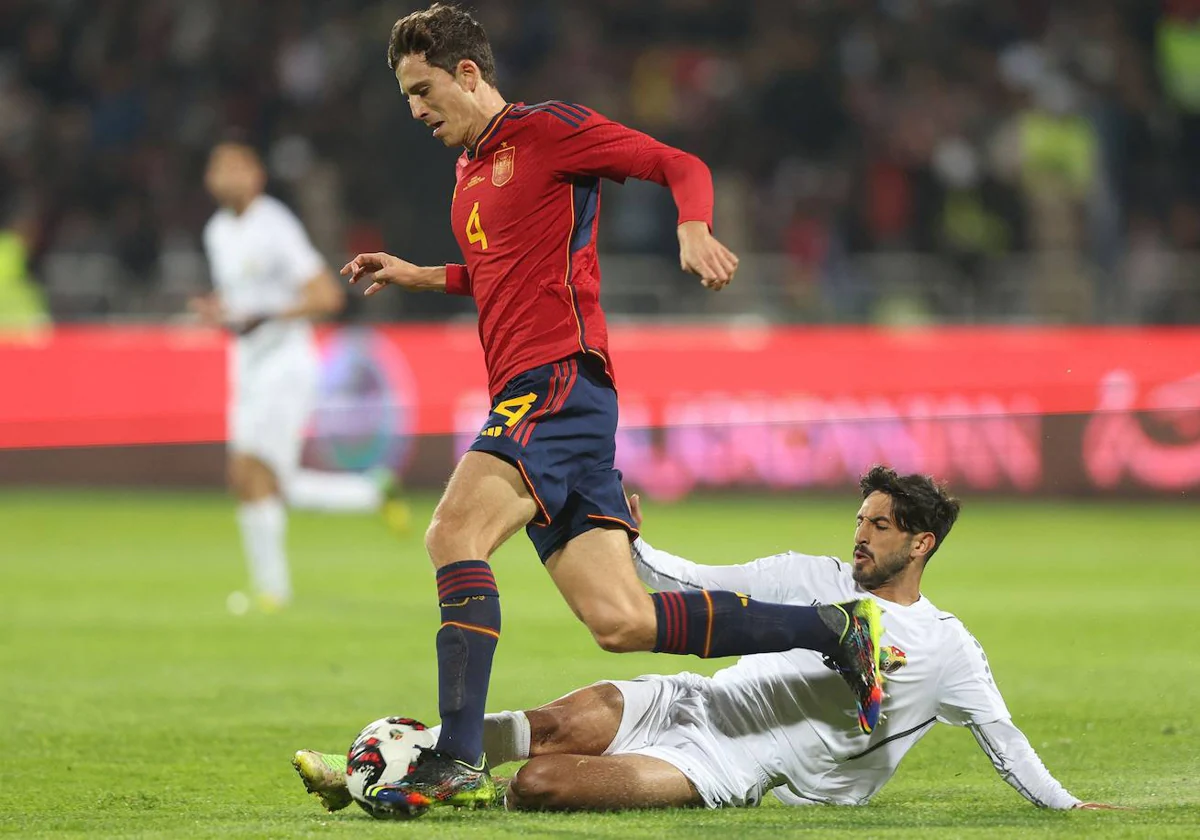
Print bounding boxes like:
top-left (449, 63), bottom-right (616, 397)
top-left (492, 146), bottom-right (516, 187)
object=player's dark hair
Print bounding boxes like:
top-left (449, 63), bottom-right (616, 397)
top-left (859, 465), bottom-right (961, 561)
top-left (387, 3), bottom-right (497, 86)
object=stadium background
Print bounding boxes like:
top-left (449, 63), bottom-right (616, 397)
top-left (2, 2), bottom-right (1200, 837)
top-left (3, 0), bottom-right (1200, 496)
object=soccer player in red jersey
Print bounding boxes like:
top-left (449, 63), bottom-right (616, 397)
top-left (341, 4), bottom-right (884, 818)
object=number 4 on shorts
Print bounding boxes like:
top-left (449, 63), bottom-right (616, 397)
top-left (493, 392), bottom-right (537, 427)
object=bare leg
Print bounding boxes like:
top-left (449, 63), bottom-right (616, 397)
top-left (545, 527), bottom-right (658, 652)
top-left (526, 682), bottom-right (626, 757)
top-left (420, 451), bottom-right (537, 763)
top-left (424, 451), bottom-right (537, 568)
top-left (228, 452), bottom-right (279, 503)
top-left (507, 753), bottom-right (702, 811)
top-left (229, 453), bottom-right (289, 601)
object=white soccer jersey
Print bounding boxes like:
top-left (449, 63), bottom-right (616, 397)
top-left (203, 195), bottom-right (325, 473)
top-left (202, 194), bottom-right (324, 363)
top-left (632, 539), bottom-right (1081, 810)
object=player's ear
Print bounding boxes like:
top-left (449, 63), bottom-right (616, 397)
top-left (913, 532), bottom-right (936, 562)
top-left (456, 59), bottom-right (478, 92)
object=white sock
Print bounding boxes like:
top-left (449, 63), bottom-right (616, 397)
top-left (427, 711), bottom-right (531, 765)
top-left (285, 469), bottom-right (383, 513)
top-left (236, 496), bottom-right (290, 601)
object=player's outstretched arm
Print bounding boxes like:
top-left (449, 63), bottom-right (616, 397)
top-left (967, 719), bottom-right (1084, 809)
top-left (939, 627), bottom-right (1100, 810)
top-left (541, 108), bottom-right (738, 291)
top-left (341, 253), bottom-right (459, 296)
top-left (628, 494), bottom-right (800, 602)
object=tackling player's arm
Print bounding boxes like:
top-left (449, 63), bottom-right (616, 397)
top-left (341, 253), bottom-right (471, 297)
top-left (937, 624), bottom-right (1119, 810)
top-left (544, 106), bottom-right (738, 290)
top-left (627, 494), bottom-right (804, 603)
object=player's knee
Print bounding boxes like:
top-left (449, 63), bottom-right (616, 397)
top-left (226, 460), bottom-right (244, 495)
top-left (423, 514), bottom-right (464, 566)
top-left (529, 684), bottom-right (622, 756)
top-left (507, 759), bottom-right (563, 810)
top-left (584, 605), bottom-right (656, 653)
top-left (527, 705), bottom-right (571, 754)
top-left (228, 457), bottom-right (267, 501)
top-left (591, 628), bottom-right (643, 653)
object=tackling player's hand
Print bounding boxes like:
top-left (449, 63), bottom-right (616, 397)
top-left (677, 220), bottom-right (738, 291)
top-left (340, 252), bottom-right (423, 296)
top-left (1073, 803), bottom-right (1130, 810)
top-left (188, 294), bottom-right (225, 327)
top-left (626, 492), bottom-right (643, 528)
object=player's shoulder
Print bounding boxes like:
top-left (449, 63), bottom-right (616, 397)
top-left (202, 209), bottom-right (230, 244)
top-left (506, 100), bottom-right (604, 133)
top-left (250, 194), bottom-right (301, 225)
top-left (927, 605), bottom-right (986, 651)
top-left (925, 597), bottom-right (963, 629)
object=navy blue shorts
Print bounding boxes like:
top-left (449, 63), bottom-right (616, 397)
top-left (469, 355), bottom-right (638, 562)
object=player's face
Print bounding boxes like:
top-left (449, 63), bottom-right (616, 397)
top-left (852, 492), bottom-right (916, 589)
top-left (397, 54), bottom-right (474, 148)
top-left (204, 145), bottom-right (265, 208)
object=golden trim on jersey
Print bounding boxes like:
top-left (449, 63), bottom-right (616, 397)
top-left (469, 103), bottom-right (514, 159)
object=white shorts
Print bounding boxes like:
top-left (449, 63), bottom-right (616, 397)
top-left (228, 339), bottom-right (318, 479)
top-left (603, 673), bottom-right (770, 809)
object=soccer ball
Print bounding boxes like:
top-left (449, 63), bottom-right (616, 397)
top-left (345, 716), bottom-right (436, 814)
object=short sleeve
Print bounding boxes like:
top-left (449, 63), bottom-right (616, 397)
top-left (270, 206), bottom-right (325, 287)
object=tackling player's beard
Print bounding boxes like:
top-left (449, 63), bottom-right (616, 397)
top-left (852, 537), bottom-right (915, 589)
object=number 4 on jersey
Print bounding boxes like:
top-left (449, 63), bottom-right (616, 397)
top-left (466, 201), bottom-right (488, 250)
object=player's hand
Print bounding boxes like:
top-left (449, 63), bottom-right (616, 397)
top-left (1073, 803), bottom-right (1130, 810)
top-left (340, 252), bottom-right (423, 296)
top-left (678, 220), bottom-right (738, 291)
top-left (188, 295), bottom-right (225, 327)
top-left (627, 492), bottom-right (643, 528)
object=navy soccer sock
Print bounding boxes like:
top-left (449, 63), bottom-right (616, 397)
top-left (650, 590), bottom-right (845, 658)
top-left (432, 560), bottom-right (501, 765)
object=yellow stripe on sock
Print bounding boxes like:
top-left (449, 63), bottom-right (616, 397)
top-left (701, 590), bottom-right (715, 658)
top-left (441, 620), bottom-right (500, 640)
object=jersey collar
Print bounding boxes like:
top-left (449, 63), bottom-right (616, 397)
top-left (466, 103), bottom-right (515, 161)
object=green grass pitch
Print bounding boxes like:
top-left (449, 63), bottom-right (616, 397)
top-left (1, 489), bottom-right (1197, 838)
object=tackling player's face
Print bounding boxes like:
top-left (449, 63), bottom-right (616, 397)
top-left (852, 492), bottom-right (916, 589)
top-left (204, 144), bottom-right (265, 208)
top-left (397, 54), bottom-right (473, 148)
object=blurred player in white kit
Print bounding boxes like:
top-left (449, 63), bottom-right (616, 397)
top-left (192, 141), bottom-right (407, 610)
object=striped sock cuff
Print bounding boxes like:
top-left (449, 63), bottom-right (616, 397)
top-left (437, 560), bottom-right (499, 603)
top-left (651, 590), bottom-right (698, 655)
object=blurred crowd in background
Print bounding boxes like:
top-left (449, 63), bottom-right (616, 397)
top-left (1, 0), bottom-right (1199, 326)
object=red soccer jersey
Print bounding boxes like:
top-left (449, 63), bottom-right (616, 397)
top-left (444, 101), bottom-right (714, 398)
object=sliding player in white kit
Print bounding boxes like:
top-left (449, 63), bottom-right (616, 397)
top-left (193, 141), bottom-right (407, 610)
top-left (294, 466), bottom-right (1118, 812)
